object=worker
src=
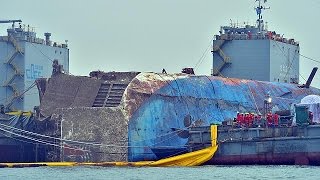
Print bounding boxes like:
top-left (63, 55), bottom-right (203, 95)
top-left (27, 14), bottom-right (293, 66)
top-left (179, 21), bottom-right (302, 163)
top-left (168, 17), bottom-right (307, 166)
top-left (0, 105), bottom-right (4, 114)
top-left (267, 113), bottom-right (273, 127)
top-left (273, 113), bottom-right (279, 126)
top-left (244, 113), bottom-right (249, 127)
top-left (249, 113), bottom-right (254, 127)
top-left (256, 113), bottom-right (262, 127)
top-left (233, 117), bottom-right (237, 127)
top-left (239, 113), bottom-right (245, 126)
top-left (236, 112), bottom-right (241, 125)
top-left (309, 111), bottom-right (314, 124)
top-left (248, 31), bottom-right (252, 39)
top-left (162, 68), bottom-right (167, 74)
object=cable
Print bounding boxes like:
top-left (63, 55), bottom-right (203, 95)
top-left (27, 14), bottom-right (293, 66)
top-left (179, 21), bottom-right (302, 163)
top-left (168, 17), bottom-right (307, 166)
top-left (300, 53), bottom-right (320, 64)
top-left (167, 74), bottom-right (194, 118)
top-left (213, 70), bottom-right (261, 114)
top-left (0, 121), bottom-right (189, 148)
top-left (3, 82), bottom-right (36, 108)
top-left (247, 83), bottom-right (260, 114)
top-left (29, 42), bottom-right (53, 63)
top-left (161, 73), bottom-right (221, 122)
top-left (154, 73), bottom-right (192, 121)
top-left (273, 41), bottom-right (307, 82)
top-left (0, 130), bottom-right (40, 146)
top-left (194, 38), bottom-right (213, 70)
top-left (0, 81), bottom-right (36, 102)
top-left (0, 126), bottom-right (88, 152)
top-left (205, 75), bottom-right (216, 94)
top-left (0, 122), bottom-right (131, 148)
top-left (29, 42), bottom-right (74, 76)
top-left (283, 47), bottom-right (298, 81)
top-left (1, 107), bottom-right (187, 147)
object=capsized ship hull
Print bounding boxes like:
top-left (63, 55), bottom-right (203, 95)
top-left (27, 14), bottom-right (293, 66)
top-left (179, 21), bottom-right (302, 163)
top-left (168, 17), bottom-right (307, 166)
top-left (35, 72), bottom-right (320, 163)
top-left (122, 73), bottom-right (320, 161)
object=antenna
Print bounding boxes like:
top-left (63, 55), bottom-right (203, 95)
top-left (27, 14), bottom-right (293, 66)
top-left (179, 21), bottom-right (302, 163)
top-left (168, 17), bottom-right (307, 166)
top-left (255, 0), bottom-right (270, 32)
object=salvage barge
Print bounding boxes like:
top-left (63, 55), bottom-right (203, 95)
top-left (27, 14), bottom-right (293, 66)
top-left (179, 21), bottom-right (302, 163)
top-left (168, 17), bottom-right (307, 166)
top-left (190, 123), bottom-right (320, 165)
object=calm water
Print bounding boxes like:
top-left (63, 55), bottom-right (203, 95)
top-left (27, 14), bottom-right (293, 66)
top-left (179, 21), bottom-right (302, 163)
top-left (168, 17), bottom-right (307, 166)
top-left (0, 165), bottom-right (318, 180)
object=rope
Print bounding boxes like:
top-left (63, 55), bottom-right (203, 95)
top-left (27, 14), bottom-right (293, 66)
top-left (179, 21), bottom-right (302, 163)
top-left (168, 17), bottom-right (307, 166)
top-left (0, 122), bottom-right (193, 159)
top-left (194, 38), bottom-right (213, 70)
top-left (0, 122), bottom-right (133, 148)
top-left (214, 73), bottom-right (254, 115)
top-left (29, 42), bottom-right (53, 63)
top-left (155, 73), bottom-right (194, 120)
top-left (247, 82), bottom-right (260, 114)
top-left (273, 41), bottom-right (307, 82)
top-left (168, 74), bottom-right (194, 119)
top-left (4, 82), bottom-right (36, 108)
top-left (0, 82), bottom-right (35, 102)
top-left (29, 41), bottom-right (74, 76)
top-left (283, 47), bottom-right (298, 81)
top-left (0, 121), bottom-right (188, 148)
top-left (300, 53), bottom-right (320, 64)
top-left (0, 126), bottom-right (89, 152)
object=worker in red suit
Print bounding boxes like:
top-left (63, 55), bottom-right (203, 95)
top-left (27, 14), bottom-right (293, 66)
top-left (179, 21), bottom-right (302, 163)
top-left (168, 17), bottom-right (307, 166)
top-left (256, 113), bottom-right (262, 127)
top-left (244, 113), bottom-right (249, 127)
top-left (236, 112), bottom-right (241, 125)
top-left (273, 113), bottom-right (279, 126)
top-left (267, 113), bottom-right (273, 127)
top-left (239, 113), bottom-right (245, 126)
top-left (249, 113), bottom-right (254, 127)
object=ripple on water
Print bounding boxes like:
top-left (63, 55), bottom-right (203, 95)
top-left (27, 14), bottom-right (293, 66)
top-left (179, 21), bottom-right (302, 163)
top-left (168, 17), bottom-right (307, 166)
top-left (0, 165), bottom-right (319, 180)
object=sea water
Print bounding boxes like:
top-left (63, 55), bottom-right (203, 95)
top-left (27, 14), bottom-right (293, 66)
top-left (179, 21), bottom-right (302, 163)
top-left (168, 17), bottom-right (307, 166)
top-left (0, 165), bottom-right (318, 180)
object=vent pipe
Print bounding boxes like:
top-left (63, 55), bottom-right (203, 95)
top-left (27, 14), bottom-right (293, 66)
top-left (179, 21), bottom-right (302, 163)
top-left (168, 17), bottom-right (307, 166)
top-left (44, 32), bottom-right (51, 45)
top-left (305, 67), bottom-right (318, 88)
top-left (299, 67), bottom-right (318, 88)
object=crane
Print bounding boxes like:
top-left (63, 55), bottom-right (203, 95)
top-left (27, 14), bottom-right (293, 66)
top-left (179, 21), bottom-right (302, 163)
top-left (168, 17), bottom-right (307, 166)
top-left (0, 19), bottom-right (22, 29)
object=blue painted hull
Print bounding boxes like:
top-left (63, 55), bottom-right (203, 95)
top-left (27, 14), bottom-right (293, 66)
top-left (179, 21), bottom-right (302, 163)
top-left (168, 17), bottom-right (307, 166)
top-left (123, 73), bottom-right (320, 161)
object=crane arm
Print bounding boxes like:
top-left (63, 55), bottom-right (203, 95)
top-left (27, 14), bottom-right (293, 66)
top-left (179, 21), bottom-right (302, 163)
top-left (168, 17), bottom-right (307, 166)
top-left (0, 20), bottom-right (22, 24)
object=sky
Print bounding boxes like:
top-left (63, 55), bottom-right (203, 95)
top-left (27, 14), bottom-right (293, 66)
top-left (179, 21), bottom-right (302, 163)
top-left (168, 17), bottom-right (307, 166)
top-left (1, 0), bottom-right (320, 87)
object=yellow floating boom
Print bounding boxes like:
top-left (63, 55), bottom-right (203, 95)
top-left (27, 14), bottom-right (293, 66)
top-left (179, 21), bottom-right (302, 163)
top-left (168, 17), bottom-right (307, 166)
top-left (137, 124), bottom-right (218, 167)
top-left (0, 125), bottom-right (218, 168)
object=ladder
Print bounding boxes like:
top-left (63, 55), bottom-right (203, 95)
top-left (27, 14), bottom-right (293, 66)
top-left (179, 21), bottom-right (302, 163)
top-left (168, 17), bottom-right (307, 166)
top-left (1, 35), bottom-right (24, 110)
top-left (211, 40), bottom-right (231, 76)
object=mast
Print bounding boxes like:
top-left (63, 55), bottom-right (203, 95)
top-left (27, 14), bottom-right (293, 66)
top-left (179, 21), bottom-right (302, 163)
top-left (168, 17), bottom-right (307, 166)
top-left (255, 0), bottom-right (270, 32)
